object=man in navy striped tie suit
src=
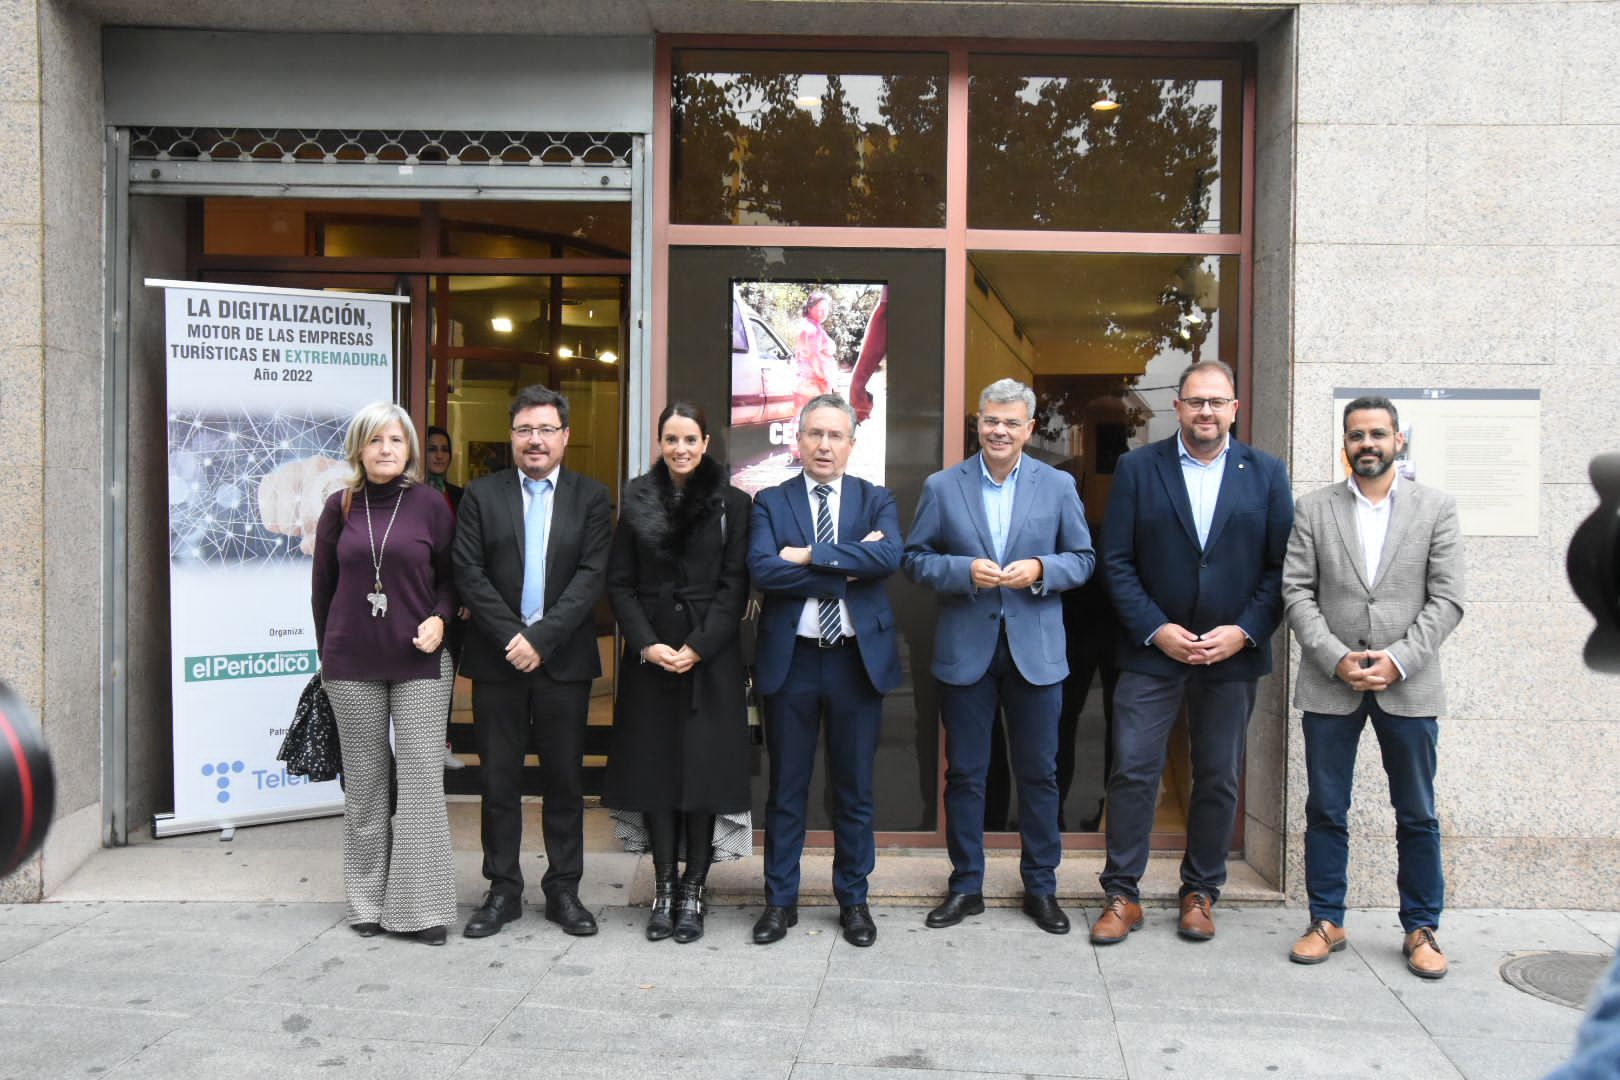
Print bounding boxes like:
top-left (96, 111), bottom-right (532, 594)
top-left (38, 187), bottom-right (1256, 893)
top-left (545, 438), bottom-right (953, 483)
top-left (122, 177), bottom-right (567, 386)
top-left (747, 393), bottom-right (903, 948)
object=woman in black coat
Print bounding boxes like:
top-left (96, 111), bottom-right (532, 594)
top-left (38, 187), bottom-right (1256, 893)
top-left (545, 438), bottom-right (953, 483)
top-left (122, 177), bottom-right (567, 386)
top-left (602, 401), bottom-right (753, 943)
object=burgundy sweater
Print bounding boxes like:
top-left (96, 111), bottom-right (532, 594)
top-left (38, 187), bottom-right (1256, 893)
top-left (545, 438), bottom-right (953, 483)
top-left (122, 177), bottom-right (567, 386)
top-left (311, 478), bottom-right (455, 682)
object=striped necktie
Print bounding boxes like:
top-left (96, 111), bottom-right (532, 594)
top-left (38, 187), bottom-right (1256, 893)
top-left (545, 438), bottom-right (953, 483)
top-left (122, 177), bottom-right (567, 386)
top-left (813, 483), bottom-right (843, 646)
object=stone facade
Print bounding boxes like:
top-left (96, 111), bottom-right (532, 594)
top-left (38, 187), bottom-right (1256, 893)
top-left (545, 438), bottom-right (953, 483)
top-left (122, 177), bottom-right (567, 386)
top-left (2, 0), bottom-right (1616, 907)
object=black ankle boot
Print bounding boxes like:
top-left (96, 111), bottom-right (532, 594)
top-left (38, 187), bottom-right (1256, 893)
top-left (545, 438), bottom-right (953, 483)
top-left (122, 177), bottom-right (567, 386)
top-left (672, 881), bottom-right (706, 944)
top-left (646, 864), bottom-right (677, 942)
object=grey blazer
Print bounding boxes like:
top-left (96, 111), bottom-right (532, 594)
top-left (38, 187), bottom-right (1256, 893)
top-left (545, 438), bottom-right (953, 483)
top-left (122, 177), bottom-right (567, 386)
top-left (1282, 478), bottom-right (1465, 716)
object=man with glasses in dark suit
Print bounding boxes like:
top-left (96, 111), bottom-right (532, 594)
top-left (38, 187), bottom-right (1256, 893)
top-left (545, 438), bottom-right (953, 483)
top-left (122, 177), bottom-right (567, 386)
top-left (1093, 359), bottom-right (1292, 946)
top-left (453, 385), bottom-right (612, 939)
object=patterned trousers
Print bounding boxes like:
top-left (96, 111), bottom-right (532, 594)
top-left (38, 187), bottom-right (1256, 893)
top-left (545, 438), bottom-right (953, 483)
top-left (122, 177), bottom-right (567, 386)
top-left (324, 651), bottom-right (456, 932)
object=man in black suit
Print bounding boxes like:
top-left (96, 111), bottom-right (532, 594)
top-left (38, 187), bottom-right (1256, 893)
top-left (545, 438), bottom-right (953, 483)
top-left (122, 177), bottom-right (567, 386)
top-left (453, 385), bottom-right (612, 938)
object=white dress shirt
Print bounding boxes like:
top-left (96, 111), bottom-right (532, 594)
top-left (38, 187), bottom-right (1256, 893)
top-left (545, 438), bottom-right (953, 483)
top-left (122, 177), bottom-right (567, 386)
top-left (520, 464), bottom-right (560, 626)
top-left (796, 473), bottom-right (857, 639)
top-left (1348, 472), bottom-right (1406, 678)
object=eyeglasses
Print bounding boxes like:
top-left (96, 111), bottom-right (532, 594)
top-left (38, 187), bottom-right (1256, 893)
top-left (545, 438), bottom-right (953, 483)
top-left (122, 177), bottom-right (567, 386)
top-left (1177, 397), bottom-right (1234, 412)
top-left (978, 416), bottom-right (1030, 431)
top-left (512, 424), bottom-right (563, 439)
top-left (800, 428), bottom-right (849, 445)
top-left (1346, 429), bottom-right (1394, 443)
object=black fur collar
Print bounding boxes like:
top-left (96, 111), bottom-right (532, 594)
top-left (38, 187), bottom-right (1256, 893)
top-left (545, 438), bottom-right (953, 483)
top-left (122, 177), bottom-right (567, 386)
top-left (621, 457), bottom-right (725, 556)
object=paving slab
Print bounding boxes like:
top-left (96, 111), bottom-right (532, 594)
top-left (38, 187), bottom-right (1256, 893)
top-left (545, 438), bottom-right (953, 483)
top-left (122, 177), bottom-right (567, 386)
top-left (260, 918), bottom-right (564, 993)
top-left (0, 899), bottom-right (109, 926)
top-left (1114, 1019), bottom-right (1466, 1079)
top-left (198, 974), bottom-right (528, 1047)
top-left (0, 921), bottom-right (309, 979)
top-left (790, 1068), bottom-right (1086, 1080)
top-left (1562, 909), bottom-right (1620, 949)
top-left (452, 1046), bottom-right (792, 1080)
top-left (1433, 1035), bottom-right (1576, 1080)
top-left (1097, 907), bottom-right (1421, 1030)
top-left (0, 1002), bottom-right (182, 1080)
top-left (488, 997), bottom-right (806, 1067)
top-left (0, 920), bottom-right (73, 962)
top-left (798, 1003), bottom-right (1126, 1077)
top-left (99, 1025), bottom-right (473, 1079)
top-left (1346, 908), bottom-right (1592, 1044)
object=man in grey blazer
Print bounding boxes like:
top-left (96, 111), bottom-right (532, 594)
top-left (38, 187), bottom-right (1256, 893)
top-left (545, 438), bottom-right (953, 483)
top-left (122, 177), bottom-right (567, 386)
top-left (1282, 395), bottom-right (1464, 978)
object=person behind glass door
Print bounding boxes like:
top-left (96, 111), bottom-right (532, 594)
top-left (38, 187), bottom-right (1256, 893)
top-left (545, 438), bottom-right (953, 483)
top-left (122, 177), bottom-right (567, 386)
top-left (788, 292), bottom-right (836, 463)
top-left (1093, 359), bottom-right (1293, 947)
top-left (425, 424), bottom-right (468, 772)
top-left (748, 393), bottom-right (902, 948)
top-left (902, 378), bottom-right (1094, 937)
top-left (601, 402), bottom-right (755, 944)
top-left (453, 385), bottom-right (612, 940)
top-left (1282, 396), bottom-right (1463, 977)
top-left (310, 402), bottom-right (457, 945)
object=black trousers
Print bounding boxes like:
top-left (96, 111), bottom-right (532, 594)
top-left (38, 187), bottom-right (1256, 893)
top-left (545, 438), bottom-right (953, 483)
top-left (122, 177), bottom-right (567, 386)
top-left (472, 671), bottom-right (590, 901)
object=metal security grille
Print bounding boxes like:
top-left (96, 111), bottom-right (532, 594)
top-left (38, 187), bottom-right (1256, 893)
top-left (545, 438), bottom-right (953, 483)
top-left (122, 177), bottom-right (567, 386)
top-left (129, 128), bottom-right (634, 168)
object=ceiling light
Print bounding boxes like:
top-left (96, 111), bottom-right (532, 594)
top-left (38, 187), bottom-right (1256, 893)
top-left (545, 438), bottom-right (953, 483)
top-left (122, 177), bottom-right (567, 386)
top-left (1185, 311), bottom-right (1204, 326)
top-left (795, 95), bottom-right (820, 109)
top-left (1091, 91), bottom-right (1120, 112)
top-left (490, 316), bottom-right (513, 333)
top-left (557, 345), bottom-right (573, 359)
top-left (598, 350), bottom-right (618, 365)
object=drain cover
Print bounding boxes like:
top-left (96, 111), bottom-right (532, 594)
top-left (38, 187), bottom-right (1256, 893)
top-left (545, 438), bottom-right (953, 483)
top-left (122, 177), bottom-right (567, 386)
top-left (1500, 951), bottom-right (1612, 1009)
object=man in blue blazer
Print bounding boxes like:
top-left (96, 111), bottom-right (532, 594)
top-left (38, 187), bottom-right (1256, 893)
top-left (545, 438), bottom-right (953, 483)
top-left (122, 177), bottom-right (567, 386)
top-left (747, 394), bottom-right (903, 948)
top-left (903, 378), bottom-right (1094, 934)
top-left (1092, 359), bottom-right (1293, 946)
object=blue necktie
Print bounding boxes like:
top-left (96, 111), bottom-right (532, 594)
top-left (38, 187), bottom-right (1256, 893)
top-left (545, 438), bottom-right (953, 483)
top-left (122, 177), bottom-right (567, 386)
top-left (813, 484), bottom-right (843, 646)
top-left (521, 477), bottom-right (552, 622)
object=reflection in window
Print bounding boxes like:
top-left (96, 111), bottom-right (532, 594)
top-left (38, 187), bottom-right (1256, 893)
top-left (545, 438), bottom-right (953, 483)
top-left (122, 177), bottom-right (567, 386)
top-left (969, 56), bottom-right (1240, 233)
top-left (671, 50), bottom-right (947, 227)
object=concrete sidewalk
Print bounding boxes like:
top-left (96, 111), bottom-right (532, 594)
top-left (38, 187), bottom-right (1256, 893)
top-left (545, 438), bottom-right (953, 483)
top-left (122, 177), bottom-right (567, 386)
top-left (1, 893), bottom-right (1610, 1078)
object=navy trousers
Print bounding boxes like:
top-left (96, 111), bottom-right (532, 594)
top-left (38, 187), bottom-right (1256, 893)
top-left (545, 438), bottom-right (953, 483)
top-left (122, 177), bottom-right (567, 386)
top-left (939, 630), bottom-right (1062, 896)
top-left (762, 638), bottom-right (883, 906)
top-left (1303, 694), bottom-right (1442, 933)
top-left (1100, 669), bottom-right (1254, 902)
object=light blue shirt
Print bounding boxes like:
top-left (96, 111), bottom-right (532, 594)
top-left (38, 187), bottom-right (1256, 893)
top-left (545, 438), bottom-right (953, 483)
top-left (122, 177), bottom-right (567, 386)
top-left (979, 453), bottom-right (1021, 564)
top-left (1178, 433), bottom-right (1229, 549)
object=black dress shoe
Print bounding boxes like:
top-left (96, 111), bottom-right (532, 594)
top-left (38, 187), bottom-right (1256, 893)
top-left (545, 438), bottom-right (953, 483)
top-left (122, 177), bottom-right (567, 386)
top-left (925, 892), bottom-right (986, 928)
top-left (545, 891), bottom-right (599, 936)
top-left (463, 892), bottom-right (523, 939)
top-left (1022, 894), bottom-right (1071, 935)
top-left (350, 921), bottom-right (383, 938)
top-left (413, 925), bottom-right (448, 946)
top-left (753, 904), bottom-right (798, 945)
top-left (840, 903), bottom-right (877, 947)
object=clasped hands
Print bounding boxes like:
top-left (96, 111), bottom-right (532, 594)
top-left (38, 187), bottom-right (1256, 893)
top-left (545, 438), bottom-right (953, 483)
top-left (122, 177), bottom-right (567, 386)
top-left (1153, 623), bottom-right (1248, 666)
top-left (1334, 649), bottom-right (1401, 691)
top-left (970, 557), bottom-right (1043, 591)
top-left (642, 642), bottom-right (701, 674)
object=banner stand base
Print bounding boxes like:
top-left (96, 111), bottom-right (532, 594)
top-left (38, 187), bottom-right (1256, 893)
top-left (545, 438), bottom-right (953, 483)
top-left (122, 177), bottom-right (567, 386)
top-left (152, 804), bottom-right (342, 839)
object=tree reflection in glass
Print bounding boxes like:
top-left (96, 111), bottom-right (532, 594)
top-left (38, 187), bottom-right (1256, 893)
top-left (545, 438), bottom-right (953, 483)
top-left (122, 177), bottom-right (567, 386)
top-left (671, 51), bottom-right (947, 228)
top-left (968, 57), bottom-right (1238, 233)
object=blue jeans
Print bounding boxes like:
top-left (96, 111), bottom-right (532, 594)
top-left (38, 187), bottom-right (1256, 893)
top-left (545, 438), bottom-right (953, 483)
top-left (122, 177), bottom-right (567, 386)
top-left (939, 630), bottom-right (1062, 895)
top-left (1303, 695), bottom-right (1442, 933)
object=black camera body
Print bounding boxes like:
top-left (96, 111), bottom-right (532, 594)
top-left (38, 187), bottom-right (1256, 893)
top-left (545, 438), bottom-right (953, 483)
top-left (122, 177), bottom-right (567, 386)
top-left (1567, 453), bottom-right (1620, 673)
top-left (0, 681), bottom-right (55, 880)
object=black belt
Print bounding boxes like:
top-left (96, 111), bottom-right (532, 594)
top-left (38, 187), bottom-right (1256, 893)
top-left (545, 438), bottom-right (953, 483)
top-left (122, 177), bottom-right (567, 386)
top-left (797, 635), bottom-right (858, 650)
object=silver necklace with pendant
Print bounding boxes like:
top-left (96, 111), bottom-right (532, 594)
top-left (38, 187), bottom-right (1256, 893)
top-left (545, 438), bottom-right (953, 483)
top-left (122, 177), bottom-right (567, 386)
top-left (363, 484), bottom-right (404, 617)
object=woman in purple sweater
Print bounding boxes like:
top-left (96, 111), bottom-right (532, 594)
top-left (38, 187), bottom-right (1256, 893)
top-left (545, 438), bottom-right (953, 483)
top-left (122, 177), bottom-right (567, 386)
top-left (311, 402), bottom-right (457, 944)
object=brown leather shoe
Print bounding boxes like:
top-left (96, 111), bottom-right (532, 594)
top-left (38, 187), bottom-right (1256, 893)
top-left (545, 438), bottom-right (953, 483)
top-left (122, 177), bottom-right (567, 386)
top-left (1289, 919), bottom-right (1346, 964)
top-left (1090, 894), bottom-right (1144, 945)
top-left (1403, 927), bottom-right (1447, 979)
top-left (1177, 891), bottom-right (1215, 941)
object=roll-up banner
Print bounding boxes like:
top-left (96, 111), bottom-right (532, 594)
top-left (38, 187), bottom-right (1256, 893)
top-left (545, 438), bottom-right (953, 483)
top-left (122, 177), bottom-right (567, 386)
top-left (147, 280), bottom-right (406, 837)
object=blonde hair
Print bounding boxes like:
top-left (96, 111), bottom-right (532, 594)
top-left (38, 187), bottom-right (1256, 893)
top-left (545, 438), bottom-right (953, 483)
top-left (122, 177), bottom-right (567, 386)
top-left (340, 402), bottom-right (422, 514)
